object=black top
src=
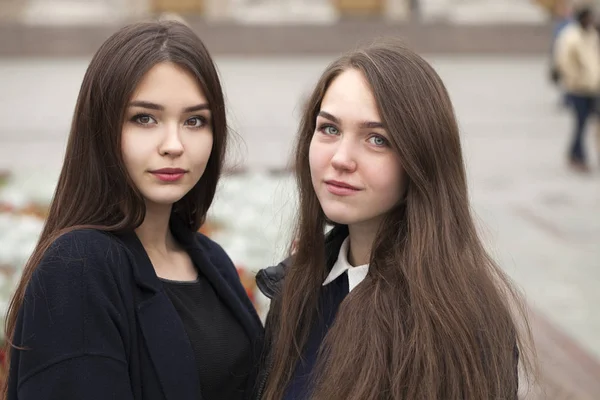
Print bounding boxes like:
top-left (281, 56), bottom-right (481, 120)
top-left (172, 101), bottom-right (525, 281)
top-left (162, 276), bottom-right (251, 400)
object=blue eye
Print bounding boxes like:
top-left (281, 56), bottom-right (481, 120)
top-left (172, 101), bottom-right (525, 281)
top-left (133, 114), bottom-right (157, 126)
top-left (320, 125), bottom-right (339, 135)
top-left (185, 116), bottom-right (206, 128)
top-left (368, 135), bottom-right (388, 147)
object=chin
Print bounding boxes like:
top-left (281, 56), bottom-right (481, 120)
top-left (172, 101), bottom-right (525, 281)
top-left (322, 207), bottom-right (359, 226)
top-left (143, 190), bottom-right (188, 207)
top-left (322, 203), bottom-right (386, 229)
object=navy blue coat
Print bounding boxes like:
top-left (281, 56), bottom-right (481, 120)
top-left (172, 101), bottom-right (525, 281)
top-left (7, 218), bottom-right (264, 400)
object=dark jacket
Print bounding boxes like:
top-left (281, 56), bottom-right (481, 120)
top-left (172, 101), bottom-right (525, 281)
top-left (254, 226), bottom-right (348, 399)
top-left (254, 225), bottom-right (519, 399)
top-left (8, 217), bottom-right (264, 400)
top-left (255, 226), bottom-right (348, 300)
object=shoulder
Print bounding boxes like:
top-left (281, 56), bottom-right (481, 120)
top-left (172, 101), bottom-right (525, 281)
top-left (41, 229), bottom-right (124, 264)
top-left (45, 228), bottom-right (122, 254)
top-left (193, 232), bottom-right (234, 267)
top-left (18, 230), bottom-right (131, 343)
top-left (562, 23), bottom-right (578, 35)
top-left (15, 230), bottom-right (132, 385)
top-left (255, 259), bottom-right (290, 300)
top-left (255, 225), bottom-right (348, 300)
top-left (32, 229), bottom-right (129, 292)
top-left (192, 232), bottom-right (243, 285)
top-left (192, 233), bottom-right (257, 306)
top-left (557, 24), bottom-right (579, 44)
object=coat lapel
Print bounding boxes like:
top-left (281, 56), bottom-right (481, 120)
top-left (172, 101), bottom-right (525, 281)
top-left (188, 241), bottom-right (262, 338)
top-left (136, 291), bottom-right (202, 400)
top-left (117, 230), bottom-right (201, 400)
top-left (182, 237), bottom-right (265, 398)
top-left (170, 218), bottom-right (264, 397)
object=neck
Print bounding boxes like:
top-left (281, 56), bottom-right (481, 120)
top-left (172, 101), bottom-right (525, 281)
top-left (346, 220), bottom-right (380, 266)
top-left (135, 202), bottom-right (176, 255)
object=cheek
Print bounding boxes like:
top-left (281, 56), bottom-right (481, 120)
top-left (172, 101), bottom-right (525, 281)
top-left (189, 133), bottom-right (214, 164)
top-left (370, 158), bottom-right (406, 201)
top-left (120, 132), bottom-right (139, 173)
top-left (308, 138), bottom-right (329, 178)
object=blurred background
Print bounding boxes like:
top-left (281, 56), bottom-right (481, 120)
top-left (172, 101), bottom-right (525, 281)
top-left (0, 0), bottom-right (599, 398)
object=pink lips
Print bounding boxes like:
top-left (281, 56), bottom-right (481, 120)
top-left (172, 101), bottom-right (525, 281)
top-left (325, 180), bottom-right (360, 196)
top-left (150, 168), bottom-right (187, 182)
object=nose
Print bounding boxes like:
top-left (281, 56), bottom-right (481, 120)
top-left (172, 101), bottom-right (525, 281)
top-left (330, 136), bottom-right (357, 172)
top-left (158, 123), bottom-right (184, 157)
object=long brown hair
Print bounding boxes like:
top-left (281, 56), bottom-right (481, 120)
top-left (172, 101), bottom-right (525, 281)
top-left (3, 20), bottom-right (228, 395)
top-left (263, 40), bottom-right (532, 399)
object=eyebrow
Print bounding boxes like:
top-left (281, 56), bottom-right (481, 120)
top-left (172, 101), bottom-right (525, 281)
top-left (128, 100), bottom-right (210, 113)
top-left (318, 110), bottom-right (384, 129)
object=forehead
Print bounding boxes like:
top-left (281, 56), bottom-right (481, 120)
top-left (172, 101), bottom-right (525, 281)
top-left (320, 69), bottom-right (380, 122)
top-left (131, 62), bottom-right (207, 103)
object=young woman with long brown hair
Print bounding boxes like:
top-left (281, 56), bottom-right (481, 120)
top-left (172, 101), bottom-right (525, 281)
top-left (3, 21), bottom-right (263, 400)
top-left (255, 40), bottom-right (531, 400)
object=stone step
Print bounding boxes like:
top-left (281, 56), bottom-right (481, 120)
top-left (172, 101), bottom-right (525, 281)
top-left (0, 18), bottom-right (554, 57)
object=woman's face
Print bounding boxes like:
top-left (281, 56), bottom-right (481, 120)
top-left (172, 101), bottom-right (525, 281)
top-left (121, 62), bottom-right (213, 208)
top-left (309, 69), bottom-right (406, 233)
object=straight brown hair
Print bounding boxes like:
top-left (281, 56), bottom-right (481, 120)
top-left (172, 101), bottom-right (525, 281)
top-left (3, 21), bottom-right (228, 397)
top-left (263, 39), bottom-right (533, 399)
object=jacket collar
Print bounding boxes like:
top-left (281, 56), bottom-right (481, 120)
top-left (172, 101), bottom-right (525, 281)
top-left (116, 216), bottom-right (204, 292)
top-left (256, 224), bottom-right (348, 299)
top-left (117, 216), bottom-right (262, 335)
top-left (116, 217), bottom-right (263, 400)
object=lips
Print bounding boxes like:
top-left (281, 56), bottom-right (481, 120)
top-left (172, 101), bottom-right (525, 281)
top-left (325, 180), bottom-right (359, 190)
top-left (149, 168), bottom-right (187, 182)
top-left (150, 168), bottom-right (187, 174)
top-left (325, 180), bottom-right (360, 196)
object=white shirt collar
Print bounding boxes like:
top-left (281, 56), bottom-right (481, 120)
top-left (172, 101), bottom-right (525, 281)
top-left (322, 237), bottom-right (369, 292)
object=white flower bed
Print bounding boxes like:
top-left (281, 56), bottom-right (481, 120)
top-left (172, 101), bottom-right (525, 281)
top-left (0, 171), bottom-right (298, 327)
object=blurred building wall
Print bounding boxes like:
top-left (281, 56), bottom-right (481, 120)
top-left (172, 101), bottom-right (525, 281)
top-left (0, 0), bottom-right (414, 23)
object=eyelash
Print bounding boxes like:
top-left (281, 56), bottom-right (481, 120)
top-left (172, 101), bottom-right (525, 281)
top-left (131, 114), bottom-right (156, 126)
top-left (317, 123), bottom-right (389, 147)
top-left (184, 116), bottom-right (208, 128)
top-left (368, 134), bottom-right (389, 147)
top-left (317, 124), bottom-right (340, 136)
top-left (130, 114), bottom-right (208, 128)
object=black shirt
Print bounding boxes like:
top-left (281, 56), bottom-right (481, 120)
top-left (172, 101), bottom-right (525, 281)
top-left (162, 274), bottom-right (252, 400)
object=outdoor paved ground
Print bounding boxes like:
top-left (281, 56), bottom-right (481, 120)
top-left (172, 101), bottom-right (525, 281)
top-left (0, 55), bottom-right (599, 397)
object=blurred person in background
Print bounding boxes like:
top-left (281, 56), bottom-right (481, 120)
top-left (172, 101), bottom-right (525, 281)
top-left (549, 0), bottom-right (573, 106)
top-left (3, 21), bottom-right (263, 400)
top-left (554, 5), bottom-right (600, 172)
top-left (255, 40), bottom-right (532, 400)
